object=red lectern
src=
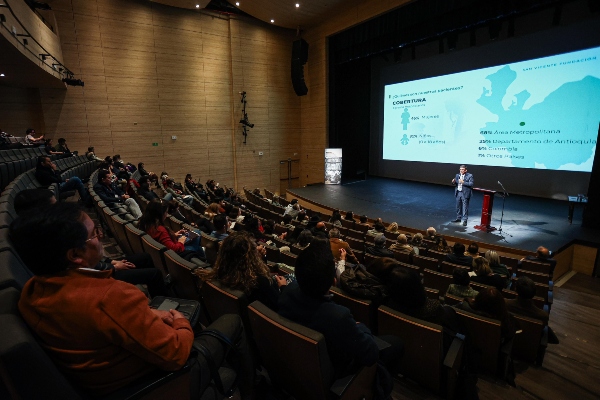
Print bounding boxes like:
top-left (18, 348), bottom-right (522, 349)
top-left (473, 188), bottom-right (497, 232)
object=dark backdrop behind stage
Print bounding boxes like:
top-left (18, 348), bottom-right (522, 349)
top-left (328, 0), bottom-right (600, 199)
top-left (370, 18), bottom-right (600, 200)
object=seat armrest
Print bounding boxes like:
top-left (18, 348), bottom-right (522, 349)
top-left (331, 363), bottom-right (376, 399)
top-left (443, 336), bottom-right (464, 369)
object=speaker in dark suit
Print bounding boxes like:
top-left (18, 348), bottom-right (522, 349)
top-left (451, 165), bottom-right (474, 226)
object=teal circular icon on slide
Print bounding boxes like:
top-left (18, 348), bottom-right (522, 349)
top-left (519, 122), bottom-right (525, 126)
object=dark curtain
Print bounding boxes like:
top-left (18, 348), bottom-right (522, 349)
top-left (329, 56), bottom-right (371, 182)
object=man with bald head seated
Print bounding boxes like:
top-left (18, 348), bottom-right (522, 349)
top-left (521, 246), bottom-right (556, 274)
top-left (10, 203), bottom-right (255, 398)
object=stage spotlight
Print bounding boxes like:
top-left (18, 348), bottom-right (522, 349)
top-left (62, 78), bottom-right (85, 87)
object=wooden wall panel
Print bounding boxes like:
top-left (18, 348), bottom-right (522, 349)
top-left (572, 245), bottom-right (598, 276)
top-left (7, 0), bottom-right (301, 194)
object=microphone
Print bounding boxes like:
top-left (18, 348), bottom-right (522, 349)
top-left (498, 181), bottom-right (509, 196)
top-left (498, 181), bottom-right (502, 185)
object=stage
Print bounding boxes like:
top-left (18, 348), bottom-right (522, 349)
top-left (288, 177), bottom-right (598, 252)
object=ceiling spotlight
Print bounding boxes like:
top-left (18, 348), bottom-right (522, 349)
top-left (270, 19), bottom-right (274, 23)
top-left (296, 3), bottom-right (300, 7)
top-left (195, 4), bottom-right (199, 8)
top-left (0, 73), bottom-right (5, 77)
top-left (235, 2), bottom-right (240, 5)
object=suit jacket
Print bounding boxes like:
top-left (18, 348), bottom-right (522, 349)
top-left (35, 166), bottom-right (63, 185)
top-left (454, 172), bottom-right (474, 199)
top-left (446, 253), bottom-right (473, 268)
top-left (93, 181), bottom-right (125, 205)
top-left (330, 238), bottom-right (359, 264)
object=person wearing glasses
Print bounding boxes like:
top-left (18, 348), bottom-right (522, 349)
top-left (11, 202), bottom-right (255, 398)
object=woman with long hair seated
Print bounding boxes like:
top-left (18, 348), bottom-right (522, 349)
top-left (211, 231), bottom-right (287, 310)
top-left (485, 250), bottom-right (511, 281)
top-left (138, 199), bottom-right (206, 262)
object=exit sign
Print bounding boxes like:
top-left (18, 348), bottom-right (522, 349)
top-left (152, 142), bottom-right (159, 146)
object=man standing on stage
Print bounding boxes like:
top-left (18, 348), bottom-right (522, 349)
top-left (452, 165), bottom-right (473, 226)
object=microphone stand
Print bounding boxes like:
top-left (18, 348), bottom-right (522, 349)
top-left (497, 181), bottom-right (512, 239)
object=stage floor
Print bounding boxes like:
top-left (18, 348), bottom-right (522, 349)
top-left (288, 177), bottom-right (598, 252)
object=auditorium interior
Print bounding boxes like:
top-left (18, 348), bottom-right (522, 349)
top-left (1, 0), bottom-right (600, 399)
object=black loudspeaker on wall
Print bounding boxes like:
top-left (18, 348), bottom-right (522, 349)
top-left (291, 39), bottom-right (309, 96)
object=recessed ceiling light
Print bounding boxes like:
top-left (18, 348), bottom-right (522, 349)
top-left (296, 3), bottom-right (300, 7)
top-left (235, 2), bottom-right (240, 6)
top-left (270, 19), bottom-right (274, 23)
top-left (195, 4), bottom-right (199, 8)
top-left (0, 73), bottom-right (4, 77)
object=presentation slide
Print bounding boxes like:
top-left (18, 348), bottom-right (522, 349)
top-left (382, 46), bottom-right (600, 172)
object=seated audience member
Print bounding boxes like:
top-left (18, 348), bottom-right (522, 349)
top-left (228, 206), bottom-right (245, 224)
top-left (206, 179), bottom-right (225, 199)
top-left (387, 222), bottom-right (399, 233)
top-left (138, 176), bottom-right (173, 202)
top-left (284, 198), bottom-right (299, 215)
top-left (434, 235), bottom-right (452, 253)
top-left (25, 128), bottom-right (45, 144)
top-left (366, 234), bottom-right (394, 257)
top-left (44, 138), bottom-right (64, 156)
top-left (252, 188), bottom-right (263, 198)
top-left (389, 234), bottom-right (415, 256)
top-left (13, 188), bottom-right (56, 215)
top-left (167, 199), bottom-right (193, 226)
top-left (210, 214), bottom-right (229, 241)
top-left (367, 222), bottom-right (385, 236)
top-left (359, 215), bottom-right (369, 225)
top-left (35, 156), bottom-right (90, 204)
top-left (94, 169), bottom-right (142, 219)
top-left (295, 229), bottom-right (314, 249)
top-left (471, 257), bottom-right (508, 291)
top-left (10, 203), bottom-right (254, 398)
top-left (367, 257), bottom-right (400, 281)
top-left (455, 287), bottom-right (515, 340)
top-left (426, 227), bottom-right (437, 240)
top-left (296, 210), bottom-right (308, 223)
top-left (212, 232), bottom-right (286, 310)
top-left (244, 216), bottom-right (267, 242)
top-left (281, 213), bottom-right (295, 229)
top-left (344, 210), bottom-right (355, 221)
top-left (86, 146), bottom-right (103, 161)
top-left (311, 221), bottom-right (328, 239)
top-left (13, 189), bottom-right (167, 297)
top-left (485, 250), bottom-right (510, 280)
top-left (411, 232), bottom-right (423, 250)
top-left (447, 268), bottom-right (479, 299)
top-left (340, 258), bottom-right (389, 302)
top-left (137, 162), bottom-right (158, 183)
top-left (139, 199), bottom-right (206, 262)
top-left (521, 246), bottom-right (557, 274)
top-left (165, 178), bottom-right (194, 205)
top-left (185, 173), bottom-right (208, 201)
top-left (204, 202), bottom-right (221, 221)
top-left (56, 137), bottom-right (76, 156)
top-left (286, 203), bottom-right (301, 219)
top-left (506, 277), bottom-right (549, 325)
top-left (278, 238), bottom-right (403, 386)
top-left (385, 267), bottom-right (458, 328)
top-left (329, 209), bottom-right (343, 227)
top-left (329, 228), bottom-right (359, 264)
top-left (446, 242), bottom-right (473, 267)
top-left (465, 242), bottom-right (482, 262)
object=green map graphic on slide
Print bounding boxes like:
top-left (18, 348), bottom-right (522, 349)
top-left (477, 65), bottom-right (600, 169)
